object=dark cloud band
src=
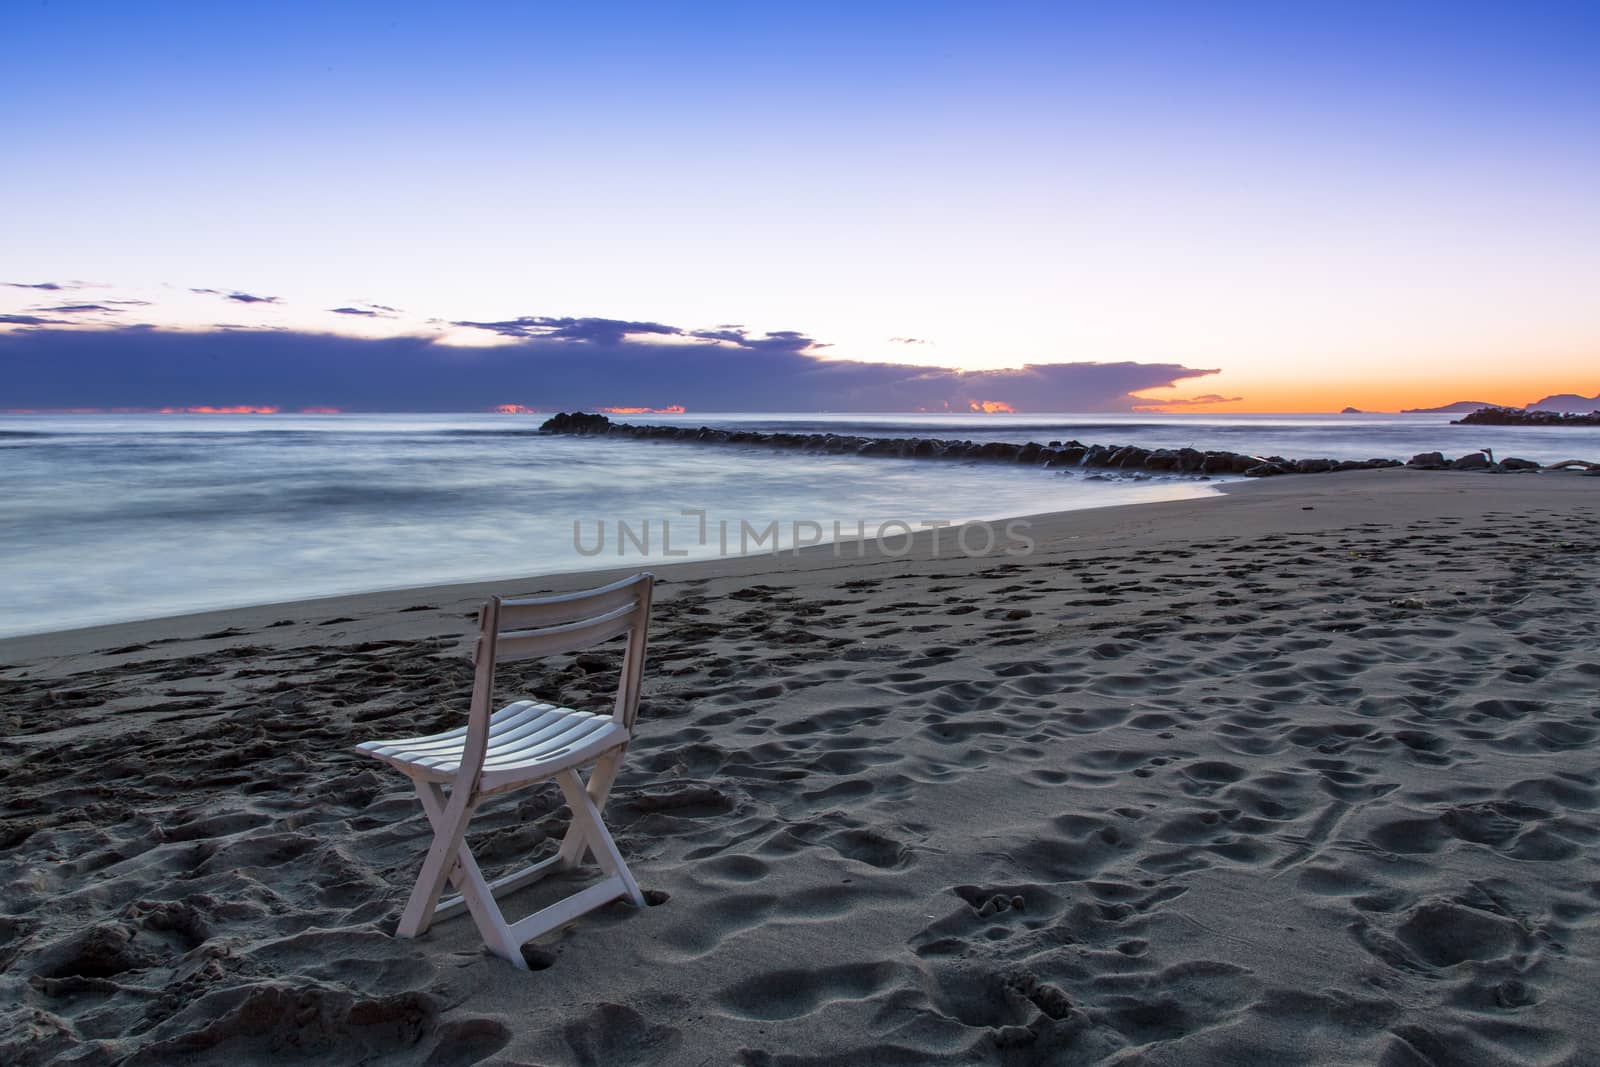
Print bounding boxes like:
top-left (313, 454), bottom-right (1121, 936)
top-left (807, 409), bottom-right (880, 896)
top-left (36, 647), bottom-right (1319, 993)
top-left (0, 325), bottom-right (1218, 413)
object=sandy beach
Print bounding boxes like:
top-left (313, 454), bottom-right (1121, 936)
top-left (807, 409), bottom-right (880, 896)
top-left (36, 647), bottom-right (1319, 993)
top-left (4, 468), bottom-right (1599, 1065)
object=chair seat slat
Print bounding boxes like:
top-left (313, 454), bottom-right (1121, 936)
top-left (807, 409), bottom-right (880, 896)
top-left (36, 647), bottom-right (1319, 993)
top-left (359, 702), bottom-right (560, 758)
top-left (479, 715), bottom-right (610, 766)
top-left (360, 703), bottom-right (623, 781)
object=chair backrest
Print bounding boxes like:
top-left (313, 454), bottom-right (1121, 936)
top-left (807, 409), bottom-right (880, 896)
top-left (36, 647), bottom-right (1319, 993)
top-left (468, 573), bottom-right (655, 736)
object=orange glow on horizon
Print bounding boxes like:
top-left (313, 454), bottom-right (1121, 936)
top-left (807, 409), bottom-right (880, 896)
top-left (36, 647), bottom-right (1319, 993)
top-left (968, 400), bottom-right (1016, 413)
top-left (599, 404), bottom-right (687, 414)
top-left (156, 405), bottom-right (282, 414)
top-left (298, 406), bottom-right (342, 414)
top-left (1130, 350), bottom-right (1600, 413)
top-left (493, 404), bottom-right (541, 414)
top-left (1133, 376), bottom-right (1596, 415)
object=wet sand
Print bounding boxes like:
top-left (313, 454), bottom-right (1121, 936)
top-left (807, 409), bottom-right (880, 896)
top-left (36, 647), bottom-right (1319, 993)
top-left (3, 469), bottom-right (1598, 1065)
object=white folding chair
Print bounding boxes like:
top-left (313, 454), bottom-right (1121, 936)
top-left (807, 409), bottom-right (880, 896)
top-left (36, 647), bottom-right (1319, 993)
top-left (355, 573), bottom-right (654, 968)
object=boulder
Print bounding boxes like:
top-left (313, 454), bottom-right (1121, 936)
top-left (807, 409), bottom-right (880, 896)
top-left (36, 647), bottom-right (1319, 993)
top-left (1083, 445), bottom-right (1115, 467)
top-left (1144, 449), bottom-right (1179, 471)
top-left (1407, 451), bottom-right (1448, 469)
top-left (1452, 452), bottom-right (1491, 470)
top-left (1112, 446), bottom-right (1150, 469)
top-left (1498, 457), bottom-right (1540, 471)
top-left (975, 442), bottom-right (1019, 461)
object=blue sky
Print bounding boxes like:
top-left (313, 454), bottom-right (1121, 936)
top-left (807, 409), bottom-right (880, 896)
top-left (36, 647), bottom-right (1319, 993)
top-left (3, 1), bottom-right (1596, 411)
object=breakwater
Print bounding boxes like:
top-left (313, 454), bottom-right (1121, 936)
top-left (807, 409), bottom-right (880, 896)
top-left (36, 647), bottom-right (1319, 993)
top-left (540, 412), bottom-right (1599, 476)
top-left (1453, 407), bottom-right (1600, 427)
top-left (540, 412), bottom-right (1572, 477)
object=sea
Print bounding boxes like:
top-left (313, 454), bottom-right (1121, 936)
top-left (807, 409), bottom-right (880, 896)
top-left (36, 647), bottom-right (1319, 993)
top-left (4, 411), bottom-right (1598, 638)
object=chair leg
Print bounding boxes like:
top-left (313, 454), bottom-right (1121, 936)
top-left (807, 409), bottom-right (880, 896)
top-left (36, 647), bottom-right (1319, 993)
top-left (557, 748), bottom-right (625, 869)
top-left (394, 760), bottom-right (642, 967)
top-left (557, 768), bottom-right (646, 907)
top-left (411, 782), bottom-right (525, 967)
top-left (397, 790), bottom-right (473, 938)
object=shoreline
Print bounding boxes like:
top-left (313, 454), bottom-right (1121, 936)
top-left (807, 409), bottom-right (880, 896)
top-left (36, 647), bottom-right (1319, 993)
top-left (0, 477), bottom-right (1228, 653)
top-left (3, 466), bottom-right (1593, 662)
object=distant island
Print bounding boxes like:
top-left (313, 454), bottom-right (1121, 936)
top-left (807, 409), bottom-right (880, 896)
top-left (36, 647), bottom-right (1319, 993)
top-left (1402, 400), bottom-right (1500, 413)
top-left (1339, 406), bottom-right (1365, 414)
top-left (1453, 406), bottom-right (1600, 426)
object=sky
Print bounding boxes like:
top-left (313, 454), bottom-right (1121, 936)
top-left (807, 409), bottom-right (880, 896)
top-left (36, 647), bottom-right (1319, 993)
top-left (2, 1), bottom-right (1597, 413)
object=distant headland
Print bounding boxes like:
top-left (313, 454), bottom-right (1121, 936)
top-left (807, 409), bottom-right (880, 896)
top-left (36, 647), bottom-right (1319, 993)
top-left (1528, 392), bottom-right (1600, 414)
top-left (1406, 392), bottom-right (1600, 415)
top-left (1402, 400), bottom-right (1499, 414)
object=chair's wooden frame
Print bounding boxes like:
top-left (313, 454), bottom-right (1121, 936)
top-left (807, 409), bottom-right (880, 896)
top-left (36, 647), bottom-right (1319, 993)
top-left (368, 573), bottom-right (654, 969)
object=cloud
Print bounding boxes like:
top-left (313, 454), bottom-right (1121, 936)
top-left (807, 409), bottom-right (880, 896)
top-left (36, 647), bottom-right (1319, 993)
top-left (190, 287), bottom-right (282, 304)
top-left (0, 314), bottom-right (69, 325)
top-left (452, 315), bottom-right (835, 355)
top-left (36, 304), bottom-right (122, 314)
top-left (1132, 393), bottom-right (1244, 409)
top-left (890, 337), bottom-right (931, 345)
top-left (711, 328), bottom-right (821, 354)
top-left (0, 322), bottom-right (1220, 413)
top-left (330, 304), bottom-right (399, 318)
top-left (6, 282), bottom-right (67, 291)
top-left (452, 315), bottom-right (685, 344)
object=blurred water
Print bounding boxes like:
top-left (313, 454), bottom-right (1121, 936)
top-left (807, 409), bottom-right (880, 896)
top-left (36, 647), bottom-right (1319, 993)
top-left (5, 411), bottom-right (1595, 637)
top-left (1, 413), bottom-right (1220, 637)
